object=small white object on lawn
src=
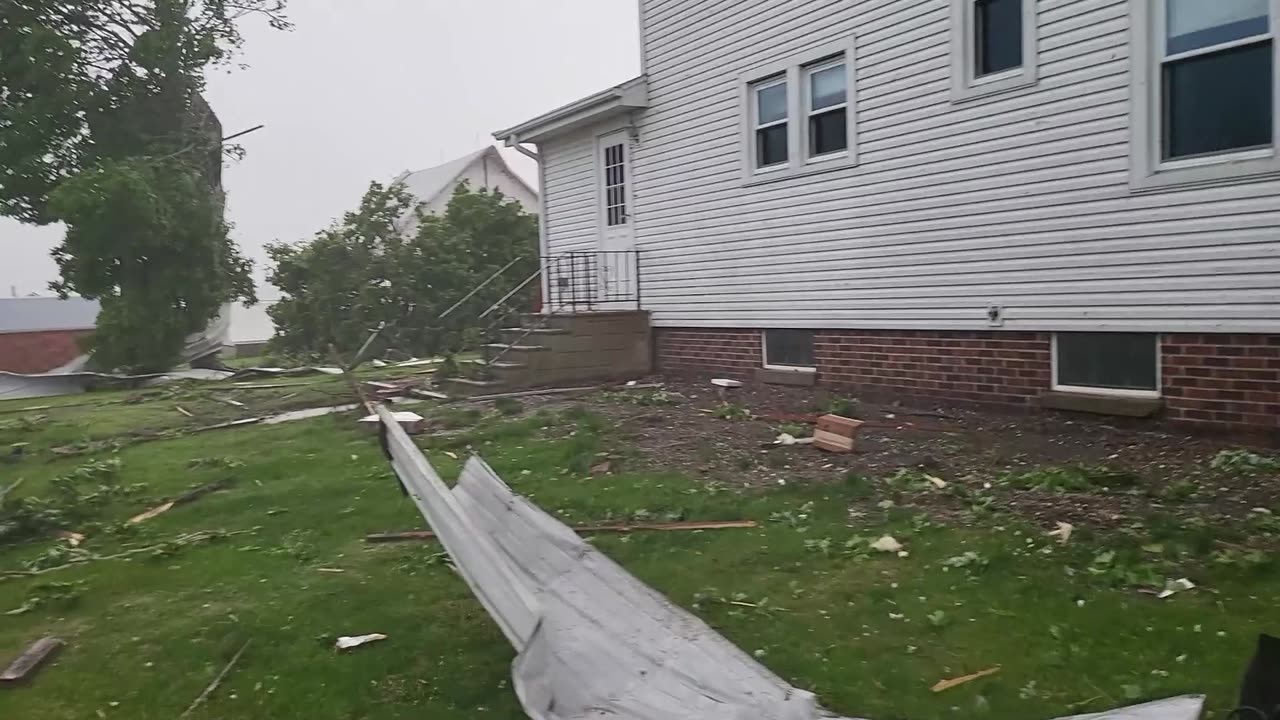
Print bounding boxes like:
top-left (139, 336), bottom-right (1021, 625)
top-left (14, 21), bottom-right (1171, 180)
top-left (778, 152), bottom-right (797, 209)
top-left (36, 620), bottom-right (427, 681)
top-left (335, 634), bottom-right (387, 650)
top-left (924, 474), bottom-right (947, 489)
top-left (871, 536), bottom-right (903, 553)
top-left (1046, 521), bottom-right (1074, 545)
top-left (710, 379), bottom-right (742, 388)
top-left (1156, 578), bottom-right (1196, 599)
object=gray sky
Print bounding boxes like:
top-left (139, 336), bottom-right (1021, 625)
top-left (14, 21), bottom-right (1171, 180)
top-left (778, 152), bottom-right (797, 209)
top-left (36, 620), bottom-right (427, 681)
top-left (0, 0), bottom-right (639, 297)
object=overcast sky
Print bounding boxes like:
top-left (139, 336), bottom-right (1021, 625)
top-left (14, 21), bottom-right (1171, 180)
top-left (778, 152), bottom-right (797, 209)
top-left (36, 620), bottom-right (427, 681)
top-left (0, 0), bottom-right (639, 297)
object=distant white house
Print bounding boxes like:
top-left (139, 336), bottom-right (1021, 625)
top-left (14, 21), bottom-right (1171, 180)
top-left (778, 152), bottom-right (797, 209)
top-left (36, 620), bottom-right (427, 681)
top-left (393, 146), bottom-right (538, 236)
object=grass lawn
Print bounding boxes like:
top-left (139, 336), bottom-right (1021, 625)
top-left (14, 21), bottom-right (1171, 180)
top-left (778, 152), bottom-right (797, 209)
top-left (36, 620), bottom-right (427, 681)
top-left (0, 381), bottom-right (1276, 719)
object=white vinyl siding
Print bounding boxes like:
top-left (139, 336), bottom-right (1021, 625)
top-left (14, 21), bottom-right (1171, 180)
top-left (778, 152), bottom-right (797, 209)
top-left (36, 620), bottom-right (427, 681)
top-left (540, 132), bottom-right (601, 255)
top-left (604, 0), bottom-right (1280, 333)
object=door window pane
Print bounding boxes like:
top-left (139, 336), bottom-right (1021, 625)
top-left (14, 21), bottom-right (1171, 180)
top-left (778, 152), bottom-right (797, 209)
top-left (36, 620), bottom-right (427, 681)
top-left (757, 124), bottom-right (788, 167)
top-left (765, 329), bottom-right (815, 368)
top-left (756, 82), bottom-right (788, 124)
top-left (809, 64), bottom-right (846, 110)
top-left (1167, 0), bottom-right (1269, 55)
top-left (809, 108), bottom-right (847, 156)
top-left (975, 0), bottom-right (1023, 76)
top-left (1056, 333), bottom-right (1157, 392)
top-left (1164, 42), bottom-right (1273, 159)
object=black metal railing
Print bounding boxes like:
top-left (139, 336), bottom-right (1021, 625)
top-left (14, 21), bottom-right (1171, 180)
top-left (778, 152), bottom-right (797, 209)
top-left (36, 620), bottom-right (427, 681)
top-left (543, 250), bottom-right (641, 312)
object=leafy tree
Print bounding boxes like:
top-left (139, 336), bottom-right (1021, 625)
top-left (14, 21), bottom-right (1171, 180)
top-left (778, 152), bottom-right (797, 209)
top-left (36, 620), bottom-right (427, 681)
top-left (0, 1), bottom-right (288, 371)
top-left (266, 182), bottom-right (539, 360)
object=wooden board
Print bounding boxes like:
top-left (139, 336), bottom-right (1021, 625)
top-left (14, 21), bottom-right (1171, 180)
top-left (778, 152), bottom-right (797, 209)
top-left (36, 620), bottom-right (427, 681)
top-left (0, 637), bottom-right (64, 685)
top-left (814, 414), bottom-right (864, 452)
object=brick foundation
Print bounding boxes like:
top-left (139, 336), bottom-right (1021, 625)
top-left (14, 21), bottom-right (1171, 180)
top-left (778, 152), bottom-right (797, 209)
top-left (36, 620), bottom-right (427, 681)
top-left (0, 330), bottom-right (89, 374)
top-left (654, 328), bottom-right (1280, 431)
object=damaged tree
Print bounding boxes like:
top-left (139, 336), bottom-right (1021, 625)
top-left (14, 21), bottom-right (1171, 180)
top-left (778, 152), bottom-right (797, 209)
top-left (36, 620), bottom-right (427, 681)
top-left (0, 1), bottom-right (289, 372)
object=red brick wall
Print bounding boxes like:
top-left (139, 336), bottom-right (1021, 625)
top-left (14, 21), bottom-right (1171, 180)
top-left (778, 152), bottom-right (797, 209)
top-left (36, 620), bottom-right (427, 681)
top-left (1163, 334), bottom-right (1280, 430)
top-left (0, 330), bottom-right (90, 374)
top-left (654, 328), bottom-right (760, 379)
top-left (816, 330), bottom-right (1051, 408)
top-left (654, 327), bottom-right (1280, 431)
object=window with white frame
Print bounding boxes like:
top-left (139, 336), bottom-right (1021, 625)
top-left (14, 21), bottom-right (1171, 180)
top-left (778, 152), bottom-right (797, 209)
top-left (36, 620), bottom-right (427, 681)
top-left (1052, 333), bottom-right (1160, 397)
top-left (752, 77), bottom-right (789, 169)
top-left (763, 330), bottom-right (816, 370)
top-left (805, 58), bottom-right (848, 159)
top-left (950, 0), bottom-right (1038, 101)
top-left (1131, 0), bottom-right (1279, 188)
top-left (740, 38), bottom-right (857, 182)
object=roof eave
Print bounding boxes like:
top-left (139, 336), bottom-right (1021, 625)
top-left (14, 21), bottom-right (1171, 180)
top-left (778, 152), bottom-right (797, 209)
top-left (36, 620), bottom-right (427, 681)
top-left (494, 76), bottom-right (648, 145)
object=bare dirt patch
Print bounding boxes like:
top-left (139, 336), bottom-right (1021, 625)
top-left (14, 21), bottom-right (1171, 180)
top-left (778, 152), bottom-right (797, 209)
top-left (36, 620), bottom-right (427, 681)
top-left (580, 378), bottom-right (1280, 535)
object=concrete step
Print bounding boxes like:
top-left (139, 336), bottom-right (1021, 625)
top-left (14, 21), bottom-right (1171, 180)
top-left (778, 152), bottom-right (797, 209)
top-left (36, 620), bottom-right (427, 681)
top-left (500, 327), bottom-right (568, 343)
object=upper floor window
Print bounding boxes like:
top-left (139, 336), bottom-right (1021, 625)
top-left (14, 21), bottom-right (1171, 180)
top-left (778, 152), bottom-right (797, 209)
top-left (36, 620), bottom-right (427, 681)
top-left (1131, 0), bottom-right (1280, 189)
top-left (951, 0), bottom-right (1039, 101)
top-left (806, 59), bottom-right (848, 159)
top-left (739, 38), bottom-right (857, 184)
top-left (752, 77), bottom-right (789, 169)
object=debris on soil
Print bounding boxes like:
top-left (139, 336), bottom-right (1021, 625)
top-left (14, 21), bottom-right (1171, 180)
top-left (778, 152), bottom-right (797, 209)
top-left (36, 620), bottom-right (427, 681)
top-left (0, 637), bottom-right (65, 685)
top-left (773, 434), bottom-right (815, 447)
top-left (178, 639), bottom-right (251, 718)
top-left (711, 378), bottom-right (742, 401)
top-left (930, 665), bottom-right (1001, 692)
top-left (335, 634), bottom-right (387, 650)
top-left (126, 501), bottom-right (175, 525)
top-left (590, 461), bottom-right (613, 475)
top-left (364, 520), bottom-right (759, 543)
top-left (55, 531), bottom-right (84, 547)
top-left (175, 406), bottom-right (194, 418)
top-left (1047, 521), bottom-right (1074, 545)
top-left (814, 414), bottom-right (863, 453)
top-left (924, 474), bottom-right (948, 489)
top-left (870, 535), bottom-right (904, 553)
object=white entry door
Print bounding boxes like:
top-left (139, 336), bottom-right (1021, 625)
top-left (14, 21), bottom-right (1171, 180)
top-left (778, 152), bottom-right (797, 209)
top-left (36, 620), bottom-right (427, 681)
top-left (597, 130), bottom-right (635, 303)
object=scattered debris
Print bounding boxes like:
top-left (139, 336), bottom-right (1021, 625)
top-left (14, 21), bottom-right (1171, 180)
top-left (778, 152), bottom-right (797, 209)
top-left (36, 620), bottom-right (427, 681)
top-left (0, 637), bottom-right (65, 685)
top-left (364, 519), bottom-right (758, 543)
top-left (456, 383), bottom-right (660, 404)
top-left (590, 461), bottom-right (613, 475)
top-left (359, 411), bottom-right (424, 434)
top-left (1156, 578), bottom-right (1196, 600)
top-left (1047, 521), bottom-right (1075, 545)
top-left (127, 479), bottom-right (236, 526)
top-left (55, 531), bottom-right (84, 547)
top-left (924, 474), bottom-right (948, 489)
top-left (931, 666), bottom-right (1001, 693)
top-left (316, 568), bottom-right (345, 574)
top-left (407, 388), bottom-right (450, 401)
top-left (443, 451), bottom-right (459, 460)
top-left (814, 414), bottom-right (864, 453)
top-left (870, 535), bottom-right (904, 553)
top-left (217, 397), bottom-right (246, 408)
top-left (0, 477), bottom-right (25, 505)
top-left (711, 378), bottom-right (742, 401)
top-left (335, 634), bottom-right (387, 650)
top-left (178, 640), bottom-right (251, 719)
top-left (175, 406), bottom-right (194, 418)
top-left (772, 433), bottom-right (815, 447)
top-left (126, 501), bottom-right (175, 526)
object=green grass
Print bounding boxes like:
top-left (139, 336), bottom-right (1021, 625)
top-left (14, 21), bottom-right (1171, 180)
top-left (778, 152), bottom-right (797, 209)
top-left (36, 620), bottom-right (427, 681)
top-left (0, 385), bottom-right (1276, 720)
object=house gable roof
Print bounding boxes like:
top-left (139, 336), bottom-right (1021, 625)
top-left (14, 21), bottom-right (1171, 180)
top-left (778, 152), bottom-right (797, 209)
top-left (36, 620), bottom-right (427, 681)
top-left (393, 146), bottom-right (537, 209)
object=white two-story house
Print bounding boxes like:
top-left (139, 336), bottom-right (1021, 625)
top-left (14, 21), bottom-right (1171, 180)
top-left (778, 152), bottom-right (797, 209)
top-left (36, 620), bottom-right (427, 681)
top-left (494, 0), bottom-right (1280, 432)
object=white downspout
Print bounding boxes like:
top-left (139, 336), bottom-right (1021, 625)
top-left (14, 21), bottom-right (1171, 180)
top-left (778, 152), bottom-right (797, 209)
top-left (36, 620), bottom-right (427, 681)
top-left (506, 135), bottom-right (551, 313)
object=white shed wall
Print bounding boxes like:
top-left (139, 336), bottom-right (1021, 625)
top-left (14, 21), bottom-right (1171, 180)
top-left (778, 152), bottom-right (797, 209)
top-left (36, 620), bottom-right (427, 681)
top-left (597, 0), bottom-right (1280, 333)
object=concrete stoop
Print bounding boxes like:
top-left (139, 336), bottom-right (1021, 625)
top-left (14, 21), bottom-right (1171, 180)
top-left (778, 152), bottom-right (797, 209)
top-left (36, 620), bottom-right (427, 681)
top-left (440, 310), bottom-right (651, 397)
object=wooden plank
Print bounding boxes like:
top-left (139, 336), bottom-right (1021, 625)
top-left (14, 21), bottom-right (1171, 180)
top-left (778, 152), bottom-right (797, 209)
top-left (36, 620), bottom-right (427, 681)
top-left (0, 637), bottom-right (64, 684)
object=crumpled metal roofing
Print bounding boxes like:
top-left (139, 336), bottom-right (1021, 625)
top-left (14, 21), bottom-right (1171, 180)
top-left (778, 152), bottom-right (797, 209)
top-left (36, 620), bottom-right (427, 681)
top-left (376, 406), bottom-right (1207, 720)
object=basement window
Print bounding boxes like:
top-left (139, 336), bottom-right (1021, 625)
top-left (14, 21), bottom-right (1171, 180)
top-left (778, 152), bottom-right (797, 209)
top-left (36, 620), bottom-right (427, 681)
top-left (1053, 333), bottom-right (1160, 398)
top-left (763, 330), bottom-right (816, 371)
